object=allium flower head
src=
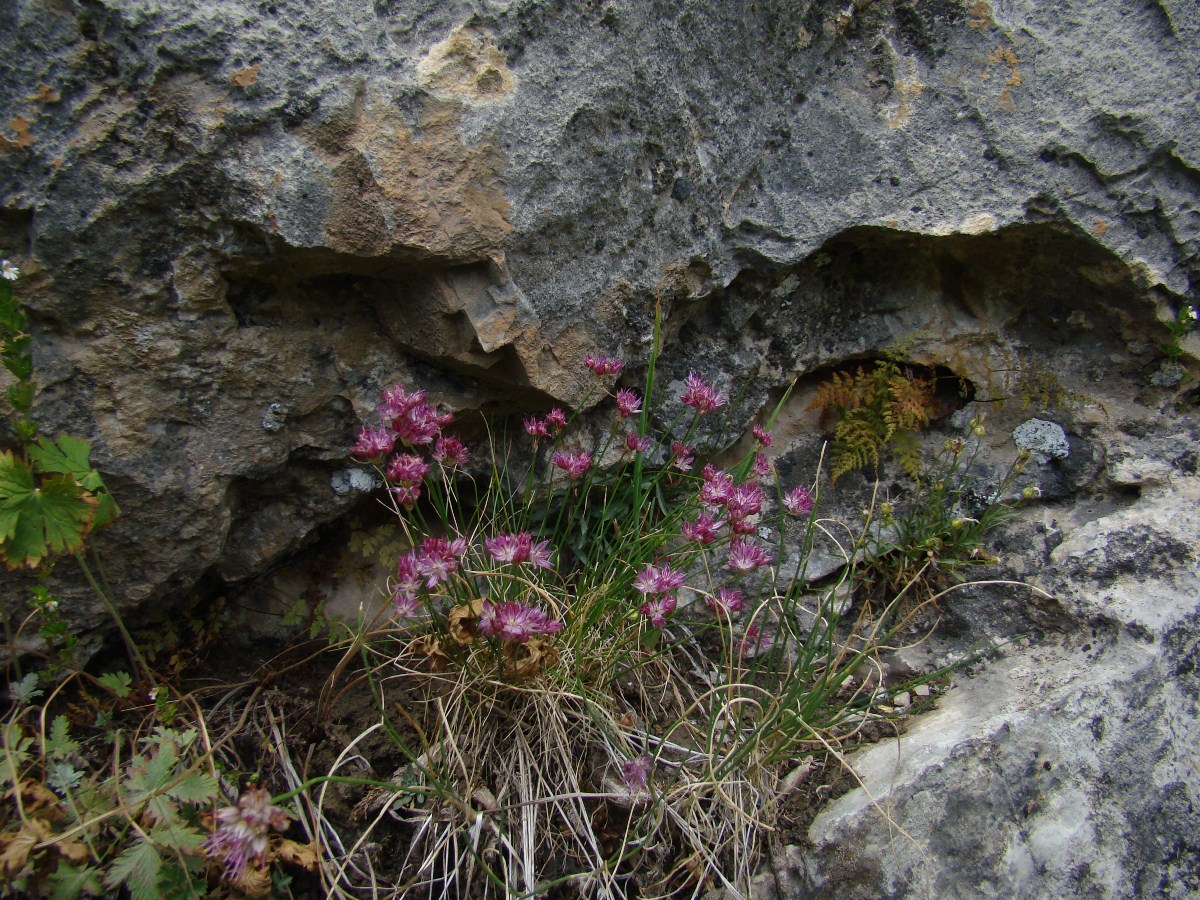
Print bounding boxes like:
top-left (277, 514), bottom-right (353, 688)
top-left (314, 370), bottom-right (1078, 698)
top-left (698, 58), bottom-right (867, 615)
top-left (726, 538), bottom-right (773, 574)
top-left (738, 624), bottom-right (776, 658)
top-left (707, 587), bottom-right (746, 617)
top-left (545, 408), bottom-right (568, 431)
top-left (387, 453), bottom-right (430, 485)
top-left (681, 512), bottom-right (723, 544)
top-left (479, 600), bottom-right (563, 643)
top-left (639, 593), bottom-right (677, 628)
top-left (389, 483), bottom-right (422, 510)
top-left (625, 432), bottom-right (653, 453)
top-left (671, 442), bottom-right (695, 472)
top-left (417, 536), bottom-right (468, 587)
top-left (585, 355), bottom-right (624, 376)
top-left (615, 389), bottom-right (642, 419)
top-left (392, 585), bottom-right (421, 619)
top-left (621, 754), bottom-right (653, 791)
top-left (524, 416), bottom-right (550, 439)
top-left (726, 483), bottom-right (764, 520)
top-left (485, 531), bottom-right (534, 565)
top-left (752, 424), bottom-right (773, 447)
top-left (204, 787), bottom-right (290, 882)
top-left (680, 371), bottom-right (726, 415)
top-left (782, 484), bottom-right (814, 516)
top-left (699, 466), bottom-right (735, 507)
top-left (633, 563), bottom-right (687, 595)
top-left (752, 452), bottom-right (771, 479)
top-left (552, 450), bottom-right (592, 480)
top-left (1, 260), bottom-right (18, 281)
top-left (351, 426), bottom-right (396, 461)
top-left (432, 435), bottom-right (470, 467)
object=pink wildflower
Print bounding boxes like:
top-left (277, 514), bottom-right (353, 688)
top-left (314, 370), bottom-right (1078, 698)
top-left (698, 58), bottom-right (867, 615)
top-left (528, 539), bottom-right (555, 570)
top-left (726, 538), bottom-right (773, 574)
top-left (585, 355), bottom-right (624, 376)
top-left (726, 483), bottom-right (764, 520)
top-left (524, 416), bottom-right (550, 439)
top-left (752, 452), bottom-right (771, 479)
top-left (752, 424), bottom-right (773, 447)
top-left (392, 586), bottom-right (421, 619)
top-left (479, 601), bottom-right (563, 643)
top-left (545, 407), bottom-right (568, 432)
top-left (782, 485), bottom-right (814, 516)
top-left (639, 593), bottom-right (677, 628)
top-left (729, 517), bottom-right (758, 536)
top-left (681, 513), bottom-right (723, 544)
top-left (621, 755), bottom-right (653, 791)
top-left (700, 466), bottom-right (735, 507)
top-left (552, 450), bottom-right (592, 480)
top-left (671, 442), bottom-right (695, 472)
top-left (633, 563), bottom-right (687, 595)
top-left (203, 788), bottom-right (290, 882)
top-left (417, 536), bottom-right (468, 587)
top-left (738, 624), bottom-right (776, 658)
top-left (615, 388), bottom-right (642, 419)
top-left (395, 553), bottom-right (423, 598)
top-left (351, 426), bottom-right (396, 461)
top-left (389, 483), bottom-right (422, 510)
top-left (432, 435), bottom-right (470, 467)
top-left (625, 432), bottom-right (653, 453)
top-left (707, 587), bottom-right (746, 617)
top-left (680, 371), bottom-right (726, 415)
top-left (387, 453), bottom-right (430, 485)
top-left (485, 531), bottom-right (533, 565)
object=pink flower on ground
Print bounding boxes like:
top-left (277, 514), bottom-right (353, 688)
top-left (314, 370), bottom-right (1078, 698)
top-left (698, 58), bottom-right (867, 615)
top-left (432, 436), bottom-right (470, 467)
top-left (387, 453), bottom-right (430, 485)
top-left (552, 450), bottom-right (592, 480)
top-left (524, 416), bottom-right (550, 439)
top-left (479, 601), bottom-right (563, 643)
top-left (681, 513), bottom-right (724, 544)
top-left (752, 424), bottom-right (773, 447)
top-left (351, 426), bottom-right (396, 461)
top-left (585, 355), bottom-right (624, 376)
top-left (204, 788), bottom-right (290, 882)
top-left (680, 371), bottom-right (727, 415)
top-left (726, 539), bottom-right (773, 574)
top-left (633, 563), bottom-right (687, 595)
top-left (545, 408), bottom-right (568, 432)
top-left (671, 442), bottom-right (695, 472)
top-left (615, 389), bottom-right (642, 419)
top-left (640, 593), bottom-right (677, 628)
top-left (621, 755), bottom-right (653, 791)
top-left (707, 587), bottom-right (746, 617)
top-left (782, 485), bottom-right (814, 516)
top-left (625, 432), bottom-right (653, 453)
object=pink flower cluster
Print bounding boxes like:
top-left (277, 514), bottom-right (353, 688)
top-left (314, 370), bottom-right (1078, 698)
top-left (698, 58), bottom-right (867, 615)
top-left (525, 407), bottom-right (568, 440)
top-left (635, 563), bottom-right (685, 627)
top-left (479, 600), bottom-right (563, 643)
top-left (394, 536), bottom-right (470, 612)
top-left (585, 355), bottom-right (624, 376)
top-left (552, 450), bottom-right (592, 480)
top-left (680, 371), bottom-right (726, 415)
top-left (485, 531), bottom-right (554, 568)
top-left (204, 788), bottom-right (290, 882)
top-left (351, 383), bottom-right (470, 509)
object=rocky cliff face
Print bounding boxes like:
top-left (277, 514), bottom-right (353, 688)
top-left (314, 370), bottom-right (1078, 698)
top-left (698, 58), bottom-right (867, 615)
top-left (2, 0), bottom-right (1197, 894)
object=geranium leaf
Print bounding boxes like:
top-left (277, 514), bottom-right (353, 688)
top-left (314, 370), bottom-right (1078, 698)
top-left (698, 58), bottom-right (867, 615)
top-left (28, 436), bottom-right (120, 527)
top-left (0, 470), bottom-right (97, 568)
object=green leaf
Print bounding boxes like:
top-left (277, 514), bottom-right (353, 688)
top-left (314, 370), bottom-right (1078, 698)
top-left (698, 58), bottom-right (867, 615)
top-left (103, 839), bottom-right (161, 900)
top-left (98, 671), bottom-right (133, 698)
top-left (0, 451), bottom-right (98, 567)
top-left (48, 761), bottom-right (83, 794)
top-left (8, 671), bottom-right (43, 704)
top-left (28, 436), bottom-right (120, 528)
top-left (46, 715), bottom-right (80, 759)
top-left (166, 770), bottom-right (219, 805)
top-left (49, 862), bottom-right (104, 899)
top-left (149, 823), bottom-right (206, 853)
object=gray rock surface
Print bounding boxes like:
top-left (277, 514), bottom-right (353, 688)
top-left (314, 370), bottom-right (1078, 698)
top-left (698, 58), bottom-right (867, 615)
top-left (1, 0), bottom-right (1199, 893)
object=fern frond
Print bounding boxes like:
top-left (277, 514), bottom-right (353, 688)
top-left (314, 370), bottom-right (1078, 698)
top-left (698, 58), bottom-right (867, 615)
top-left (830, 408), bottom-right (886, 482)
top-left (890, 432), bottom-right (925, 483)
top-left (884, 371), bottom-right (935, 434)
